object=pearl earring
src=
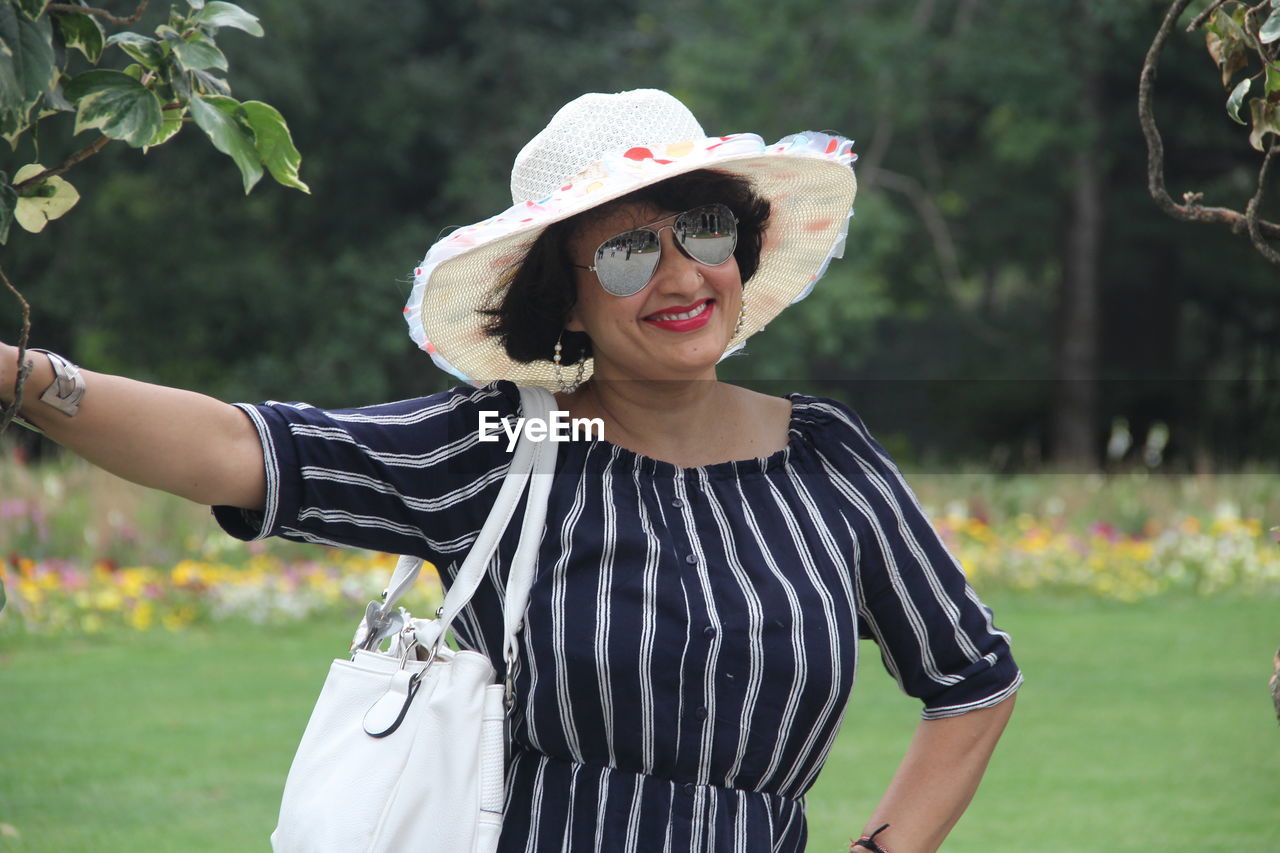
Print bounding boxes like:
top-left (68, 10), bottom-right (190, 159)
top-left (553, 334), bottom-right (586, 393)
top-left (733, 295), bottom-right (747, 339)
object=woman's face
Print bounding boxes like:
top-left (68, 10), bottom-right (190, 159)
top-left (565, 201), bottom-right (743, 383)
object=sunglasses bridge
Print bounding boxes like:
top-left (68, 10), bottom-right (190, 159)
top-left (572, 204), bottom-right (738, 297)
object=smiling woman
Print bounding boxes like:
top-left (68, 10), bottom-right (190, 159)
top-left (562, 196), bottom-right (746, 385)
top-left (0, 89), bottom-right (1020, 853)
top-left (482, 168), bottom-right (771, 370)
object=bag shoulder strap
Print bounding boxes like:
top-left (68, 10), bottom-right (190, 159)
top-left (371, 385), bottom-right (557, 653)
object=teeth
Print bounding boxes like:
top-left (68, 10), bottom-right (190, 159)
top-left (650, 302), bottom-right (709, 322)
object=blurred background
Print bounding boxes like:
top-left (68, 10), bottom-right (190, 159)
top-left (3, 0), bottom-right (1277, 472)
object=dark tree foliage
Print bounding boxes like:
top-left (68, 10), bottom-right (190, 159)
top-left (3, 0), bottom-right (1277, 470)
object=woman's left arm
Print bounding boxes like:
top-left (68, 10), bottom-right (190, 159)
top-left (855, 694), bottom-right (1016, 853)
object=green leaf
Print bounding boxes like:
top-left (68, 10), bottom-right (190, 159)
top-left (1206, 13), bottom-right (1250, 87)
top-left (1248, 98), bottom-right (1280, 151)
top-left (0, 110), bottom-right (24, 150)
top-left (0, 6), bottom-right (56, 118)
top-left (53, 11), bottom-right (105, 63)
top-left (64, 69), bottom-right (164, 147)
top-left (171, 33), bottom-right (227, 71)
top-left (106, 32), bottom-right (165, 68)
top-left (188, 94), bottom-right (262, 193)
top-left (0, 172), bottom-right (16, 244)
top-left (39, 83), bottom-right (71, 114)
top-left (1215, 7), bottom-right (1248, 41)
top-left (14, 0), bottom-right (50, 22)
top-left (1228, 77), bottom-right (1251, 124)
top-left (1262, 8), bottom-right (1280, 44)
top-left (1268, 64), bottom-right (1280, 96)
top-left (188, 0), bottom-right (206, 9)
top-left (144, 105), bottom-right (184, 150)
top-left (13, 163), bottom-right (79, 233)
top-left (190, 67), bottom-right (230, 96)
top-left (168, 61), bottom-right (192, 101)
top-left (193, 2), bottom-right (264, 37)
top-left (241, 100), bottom-right (309, 193)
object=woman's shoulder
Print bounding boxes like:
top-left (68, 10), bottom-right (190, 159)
top-left (332, 380), bottom-right (522, 425)
top-left (707, 384), bottom-right (880, 458)
top-left (784, 389), bottom-right (905, 473)
top-left (786, 390), bottom-right (872, 439)
top-left (247, 380), bottom-right (524, 458)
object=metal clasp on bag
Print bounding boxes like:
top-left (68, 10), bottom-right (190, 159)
top-left (352, 600), bottom-right (406, 654)
top-left (503, 648), bottom-right (517, 711)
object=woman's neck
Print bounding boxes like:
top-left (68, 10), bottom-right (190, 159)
top-left (558, 375), bottom-right (740, 466)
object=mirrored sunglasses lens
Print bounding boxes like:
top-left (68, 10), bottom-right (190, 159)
top-left (595, 229), bottom-right (661, 296)
top-left (675, 204), bottom-right (736, 266)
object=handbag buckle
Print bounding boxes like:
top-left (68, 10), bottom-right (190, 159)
top-left (352, 601), bottom-right (406, 654)
top-left (503, 647), bottom-right (518, 711)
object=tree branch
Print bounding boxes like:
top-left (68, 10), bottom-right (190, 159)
top-left (1246, 144), bottom-right (1280, 265)
top-left (875, 169), bottom-right (963, 294)
top-left (857, 117), bottom-right (894, 190)
top-left (11, 136), bottom-right (112, 193)
top-left (872, 168), bottom-right (1010, 346)
top-left (1140, 0), bottom-right (1280, 240)
top-left (1185, 0), bottom-right (1230, 32)
top-left (45, 1), bottom-right (149, 26)
top-left (0, 264), bottom-right (33, 437)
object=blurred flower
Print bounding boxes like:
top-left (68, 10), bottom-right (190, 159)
top-left (0, 549), bottom-right (443, 635)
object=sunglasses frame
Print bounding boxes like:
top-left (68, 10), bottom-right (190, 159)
top-left (572, 203), bottom-right (739, 296)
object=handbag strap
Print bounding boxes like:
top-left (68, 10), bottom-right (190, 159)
top-left (500, 423), bottom-right (557, 672)
top-left (371, 385), bottom-right (557, 661)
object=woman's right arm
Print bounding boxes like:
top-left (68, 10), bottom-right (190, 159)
top-left (0, 343), bottom-right (266, 510)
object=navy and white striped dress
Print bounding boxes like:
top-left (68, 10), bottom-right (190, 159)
top-left (216, 380), bottom-right (1021, 852)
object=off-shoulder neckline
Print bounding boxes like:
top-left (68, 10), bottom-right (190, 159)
top-left (560, 392), bottom-right (839, 479)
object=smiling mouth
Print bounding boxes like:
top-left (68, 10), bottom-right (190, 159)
top-left (645, 299), bottom-right (712, 323)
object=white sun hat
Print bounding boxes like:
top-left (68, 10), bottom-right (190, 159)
top-left (404, 88), bottom-right (857, 388)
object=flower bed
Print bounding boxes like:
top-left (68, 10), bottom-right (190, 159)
top-left (0, 550), bottom-right (442, 634)
top-left (2, 462), bottom-right (1277, 634)
top-left (935, 511), bottom-right (1280, 601)
top-left (4, 513), bottom-right (1278, 634)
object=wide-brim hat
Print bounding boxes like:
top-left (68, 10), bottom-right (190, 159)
top-left (404, 89), bottom-right (857, 388)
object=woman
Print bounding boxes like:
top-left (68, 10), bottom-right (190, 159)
top-left (0, 89), bottom-right (1019, 852)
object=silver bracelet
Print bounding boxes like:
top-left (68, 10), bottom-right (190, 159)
top-left (29, 349), bottom-right (86, 417)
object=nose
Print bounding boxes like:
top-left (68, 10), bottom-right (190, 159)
top-left (649, 227), bottom-right (704, 292)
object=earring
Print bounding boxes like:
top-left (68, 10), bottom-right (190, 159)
top-left (733, 295), bottom-right (747, 339)
top-left (553, 334), bottom-right (586, 393)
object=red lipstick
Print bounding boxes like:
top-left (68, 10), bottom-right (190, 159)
top-left (643, 298), bottom-right (715, 332)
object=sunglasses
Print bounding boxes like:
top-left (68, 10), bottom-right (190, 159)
top-left (572, 203), bottom-right (739, 296)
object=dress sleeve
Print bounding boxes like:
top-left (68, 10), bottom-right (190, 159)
top-left (818, 400), bottom-right (1023, 720)
top-left (211, 380), bottom-right (521, 567)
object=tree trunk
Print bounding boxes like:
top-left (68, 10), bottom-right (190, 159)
top-left (1050, 8), bottom-right (1104, 471)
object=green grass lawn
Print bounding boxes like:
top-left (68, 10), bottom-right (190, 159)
top-left (1, 594), bottom-right (1277, 852)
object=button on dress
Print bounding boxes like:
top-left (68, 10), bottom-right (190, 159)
top-left (216, 381), bottom-right (1022, 852)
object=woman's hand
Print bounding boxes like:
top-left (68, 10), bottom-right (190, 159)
top-left (1, 341), bottom-right (267, 510)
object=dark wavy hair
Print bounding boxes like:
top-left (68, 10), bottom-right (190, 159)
top-left (482, 169), bottom-right (771, 364)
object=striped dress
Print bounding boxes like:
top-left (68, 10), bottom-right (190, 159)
top-left (216, 381), bottom-right (1022, 852)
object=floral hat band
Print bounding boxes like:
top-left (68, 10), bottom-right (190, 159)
top-left (404, 89), bottom-right (858, 388)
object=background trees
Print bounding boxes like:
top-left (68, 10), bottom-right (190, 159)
top-left (3, 0), bottom-right (1277, 470)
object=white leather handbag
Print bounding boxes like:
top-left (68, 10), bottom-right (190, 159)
top-left (271, 385), bottom-right (557, 853)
